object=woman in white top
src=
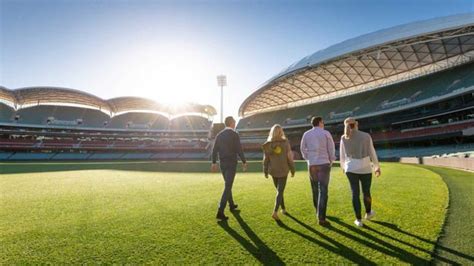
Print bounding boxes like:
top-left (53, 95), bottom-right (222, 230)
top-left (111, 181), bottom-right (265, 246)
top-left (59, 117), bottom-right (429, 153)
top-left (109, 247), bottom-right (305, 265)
top-left (340, 117), bottom-right (381, 227)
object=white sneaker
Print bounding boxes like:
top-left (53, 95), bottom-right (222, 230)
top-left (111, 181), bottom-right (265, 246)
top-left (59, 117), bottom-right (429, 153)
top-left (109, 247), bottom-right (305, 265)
top-left (354, 219), bottom-right (364, 227)
top-left (365, 210), bottom-right (376, 220)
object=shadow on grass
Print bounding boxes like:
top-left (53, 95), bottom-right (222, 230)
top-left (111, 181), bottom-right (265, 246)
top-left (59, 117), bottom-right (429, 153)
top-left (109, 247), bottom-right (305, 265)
top-left (372, 221), bottom-right (474, 264)
top-left (276, 213), bottom-right (375, 265)
top-left (326, 216), bottom-right (432, 264)
top-left (217, 210), bottom-right (284, 265)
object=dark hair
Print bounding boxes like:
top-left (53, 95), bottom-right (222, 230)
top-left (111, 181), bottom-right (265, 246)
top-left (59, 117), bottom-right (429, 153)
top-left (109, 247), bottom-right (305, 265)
top-left (311, 116), bottom-right (323, 127)
top-left (224, 116), bottom-right (235, 127)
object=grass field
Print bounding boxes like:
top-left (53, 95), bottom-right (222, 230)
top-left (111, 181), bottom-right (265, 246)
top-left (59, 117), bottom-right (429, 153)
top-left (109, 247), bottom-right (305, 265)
top-left (420, 166), bottom-right (474, 265)
top-left (0, 162), bottom-right (470, 264)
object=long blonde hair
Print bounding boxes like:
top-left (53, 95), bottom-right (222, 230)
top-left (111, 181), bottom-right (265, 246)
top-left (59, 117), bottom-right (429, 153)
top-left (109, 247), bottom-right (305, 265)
top-left (267, 124), bottom-right (287, 141)
top-left (343, 117), bottom-right (358, 139)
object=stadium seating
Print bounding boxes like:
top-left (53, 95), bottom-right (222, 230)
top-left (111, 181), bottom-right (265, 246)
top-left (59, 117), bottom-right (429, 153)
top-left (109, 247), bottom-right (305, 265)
top-left (238, 62), bottom-right (474, 130)
top-left (121, 153), bottom-right (154, 159)
top-left (108, 112), bottom-right (169, 129)
top-left (0, 103), bottom-right (15, 123)
top-left (8, 152), bottom-right (54, 160)
top-left (169, 116), bottom-right (212, 131)
top-left (88, 153), bottom-right (125, 160)
top-left (14, 105), bottom-right (110, 127)
top-left (50, 153), bottom-right (91, 160)
top-left (0, 152), bottom-right (13, 159)
top-left (375, 143), bottom-right (474, 158)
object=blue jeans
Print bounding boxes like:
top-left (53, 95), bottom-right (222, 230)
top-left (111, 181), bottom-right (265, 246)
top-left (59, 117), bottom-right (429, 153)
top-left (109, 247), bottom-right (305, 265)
top-left (309, 164), bottom-right (331, 221)
top-left (346, 172), bottom-right (372, 219)
top-left (272, 176), bottom-right (287, 212)
top-left (218, 162), bottom-right (237, 212)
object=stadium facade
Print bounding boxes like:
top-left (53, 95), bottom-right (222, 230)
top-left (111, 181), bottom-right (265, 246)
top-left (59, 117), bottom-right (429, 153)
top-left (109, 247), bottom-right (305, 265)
top-left (237, 13), bottom-right (474, 159)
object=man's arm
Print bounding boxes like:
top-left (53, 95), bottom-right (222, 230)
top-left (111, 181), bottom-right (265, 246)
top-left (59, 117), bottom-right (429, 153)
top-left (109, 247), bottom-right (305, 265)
top-left (235, 133), bottom-right (246, 164)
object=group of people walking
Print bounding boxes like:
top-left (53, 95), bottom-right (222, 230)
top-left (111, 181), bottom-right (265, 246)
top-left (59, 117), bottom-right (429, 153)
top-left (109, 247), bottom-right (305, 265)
top-left (211, 115), bottom-right (381, 227)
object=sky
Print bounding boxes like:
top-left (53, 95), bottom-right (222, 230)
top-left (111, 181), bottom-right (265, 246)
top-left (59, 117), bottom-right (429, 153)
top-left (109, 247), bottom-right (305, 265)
top-left (1, 0), bottom-right (472, 121)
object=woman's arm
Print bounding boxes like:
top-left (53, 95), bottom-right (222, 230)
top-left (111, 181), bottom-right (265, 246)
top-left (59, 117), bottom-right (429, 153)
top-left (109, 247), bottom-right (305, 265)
top-left (339, 138), bottom-right (346, 173)
top-left (368, 136), bottom-right (381, 176)
top-left (287, 142), bottom-right (295, 177)
top-left (263, 152), bottom-right (270, 178)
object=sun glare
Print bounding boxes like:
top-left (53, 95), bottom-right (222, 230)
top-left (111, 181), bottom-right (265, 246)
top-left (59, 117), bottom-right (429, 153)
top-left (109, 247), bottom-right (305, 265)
top-left (115, 41), bottom-right (218, 107)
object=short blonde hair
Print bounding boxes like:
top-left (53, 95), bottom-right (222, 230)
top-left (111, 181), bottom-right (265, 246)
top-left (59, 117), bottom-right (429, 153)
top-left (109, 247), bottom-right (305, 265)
top-left (343, 117), bottom-right (358, 139)
top-left (267, 124), bottom-right (287, 141)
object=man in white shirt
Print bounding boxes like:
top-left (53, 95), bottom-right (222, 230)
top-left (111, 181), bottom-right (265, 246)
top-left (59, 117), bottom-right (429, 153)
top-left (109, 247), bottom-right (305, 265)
top-left (300, 116), bottom-right (336, 226)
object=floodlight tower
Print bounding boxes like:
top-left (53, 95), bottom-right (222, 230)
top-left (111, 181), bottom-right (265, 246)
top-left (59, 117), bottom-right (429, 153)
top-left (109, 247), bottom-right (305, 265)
top-left (217, 75), bottom-right (227, 123)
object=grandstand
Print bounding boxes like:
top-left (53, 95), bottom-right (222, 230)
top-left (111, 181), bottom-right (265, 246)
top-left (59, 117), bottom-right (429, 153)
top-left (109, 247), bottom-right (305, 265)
top-left (0, 87), bottom-right (216, 160)
top-left (237, 14), bottom-right (474, 159)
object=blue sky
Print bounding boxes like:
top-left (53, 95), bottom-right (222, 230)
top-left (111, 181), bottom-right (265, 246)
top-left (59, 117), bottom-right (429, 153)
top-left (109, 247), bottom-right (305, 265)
top-left (1, 0), bottom-right (472, 120)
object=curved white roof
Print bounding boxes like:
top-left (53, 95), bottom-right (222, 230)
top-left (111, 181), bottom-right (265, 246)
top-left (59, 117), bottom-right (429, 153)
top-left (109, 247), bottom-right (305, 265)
top-left (274, 13), bottom-right (474, 81)
top-left (240, 13), bottom-right (474, 117)
top-left (0, 87), bottom-right (217, 117)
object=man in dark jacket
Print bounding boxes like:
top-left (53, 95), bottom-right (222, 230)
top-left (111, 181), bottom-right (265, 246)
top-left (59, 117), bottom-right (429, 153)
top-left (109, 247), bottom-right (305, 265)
top-left (211, 116), bottom-right (247, 221)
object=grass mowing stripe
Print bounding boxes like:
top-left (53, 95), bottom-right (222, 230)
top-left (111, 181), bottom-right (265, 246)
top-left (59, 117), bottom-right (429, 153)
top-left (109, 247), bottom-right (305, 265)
top-left (1, 162), bottom-right (449, 264)
top-left (418, 166), bottom-right (474, 265)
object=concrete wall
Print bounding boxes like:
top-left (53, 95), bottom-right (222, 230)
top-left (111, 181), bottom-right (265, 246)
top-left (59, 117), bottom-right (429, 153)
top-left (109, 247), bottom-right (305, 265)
top-left (400, 157), bottom-right (474, 171)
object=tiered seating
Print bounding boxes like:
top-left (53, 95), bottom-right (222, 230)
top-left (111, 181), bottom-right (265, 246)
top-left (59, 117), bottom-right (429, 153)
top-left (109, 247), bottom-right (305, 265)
top-left (41, 139), bottom-right (77, 148)
top-left (14, 105), bottom-right (110, 127)
top-left (238, 62), bottom-right (474, 130)
top-left (0, 103), bottom-right (14, 123)
top-left (0, 139), bottom-right (37, 149)
top-left (108, 112), bottom-right (169, 129)
top-left (376, 143), bottom-right (474, 158)
top-left (363, 120), bottom-right (473, 142)
top-left (169, 116), bottom-right (212, 131)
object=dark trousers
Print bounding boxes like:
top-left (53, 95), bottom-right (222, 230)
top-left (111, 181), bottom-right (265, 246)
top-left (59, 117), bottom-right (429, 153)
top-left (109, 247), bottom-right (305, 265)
top-left (272, 176), bottom-right (287, 212)
top-left (346, 172), bottom-right (372, 219)
top-left (308, 164), bottom-right (331, 221)
top-left (218, 162), bottom-right (237, 212)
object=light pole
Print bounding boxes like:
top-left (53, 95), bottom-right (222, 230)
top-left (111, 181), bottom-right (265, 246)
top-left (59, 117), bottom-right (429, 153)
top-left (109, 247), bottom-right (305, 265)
top-left (217, 75), bottom-right (227, 123)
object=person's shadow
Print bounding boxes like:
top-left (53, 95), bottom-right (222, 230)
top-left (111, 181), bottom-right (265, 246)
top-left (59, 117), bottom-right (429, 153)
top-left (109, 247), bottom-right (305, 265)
top-left (276, 213), bottom-right (376, 265)
top-left (217, 210), bottom-right (284, 265)
top-left (326, 216), bottom-right (456, 264)
top-left (371, 220), bottom-right (474, 264)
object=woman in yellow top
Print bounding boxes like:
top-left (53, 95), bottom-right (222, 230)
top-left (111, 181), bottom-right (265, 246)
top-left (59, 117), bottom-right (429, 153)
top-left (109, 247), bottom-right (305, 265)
top-left (262, 124), bottom-right (296, 220)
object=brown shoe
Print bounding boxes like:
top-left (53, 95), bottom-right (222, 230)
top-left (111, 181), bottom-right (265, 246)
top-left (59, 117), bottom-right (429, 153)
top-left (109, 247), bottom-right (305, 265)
top-left (272, 212), bottom-right (280, 220)
top-left (318, 220), bottom-right (331, 227)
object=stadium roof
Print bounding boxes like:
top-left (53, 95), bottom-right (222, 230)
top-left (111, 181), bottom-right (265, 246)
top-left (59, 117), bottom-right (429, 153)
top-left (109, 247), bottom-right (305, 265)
top-left (108, 97), bottom-right (217, 116)
top-left (14, 87), bottom-right (111, 112)
top-left (0, 87), bottom-right (216, 117)
top-left (239, 13), bottom-right (474, 117)
top-left (108, 97), bottom-right (168, 114)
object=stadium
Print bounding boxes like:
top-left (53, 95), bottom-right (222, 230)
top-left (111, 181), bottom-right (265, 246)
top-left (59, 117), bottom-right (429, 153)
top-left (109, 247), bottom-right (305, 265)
top-left (0, 87), bottom-right (216, 160)
top-left (237, 14), bottom-right (474, 161)
top-left (1, 13), bottom-right (473, 265)
top-left (1, 15), bottom-right (473, 162)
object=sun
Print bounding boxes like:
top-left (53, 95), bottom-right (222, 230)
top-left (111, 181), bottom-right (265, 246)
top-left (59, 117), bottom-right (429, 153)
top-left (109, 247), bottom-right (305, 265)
top-left (114, 41), bottom-right (218, 108)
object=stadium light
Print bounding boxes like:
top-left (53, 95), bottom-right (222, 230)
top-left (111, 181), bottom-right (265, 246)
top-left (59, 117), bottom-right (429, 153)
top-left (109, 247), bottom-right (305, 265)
top-left (217, 75), bottom-right (227, 123)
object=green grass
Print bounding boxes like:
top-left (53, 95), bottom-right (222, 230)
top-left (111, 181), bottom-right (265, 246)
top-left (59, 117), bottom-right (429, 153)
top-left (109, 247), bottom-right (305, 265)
top-left (419, 166), bottom-right (474, 265)
top-left (0, 162), bottom-right (459, 264)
